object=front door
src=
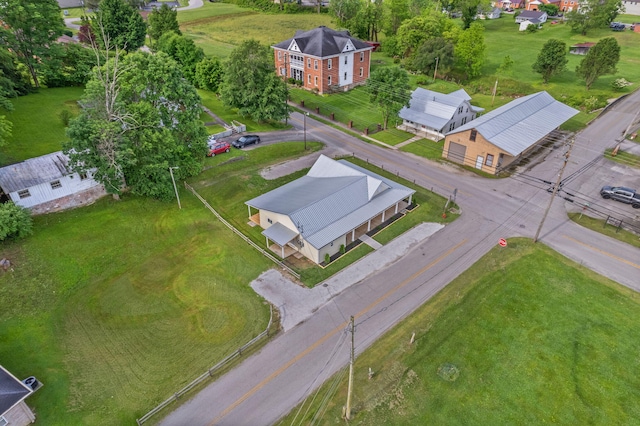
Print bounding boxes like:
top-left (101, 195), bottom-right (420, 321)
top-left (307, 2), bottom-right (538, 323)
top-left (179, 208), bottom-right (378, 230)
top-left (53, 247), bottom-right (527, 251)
top-left (475, 155), bottom-right (484, 170)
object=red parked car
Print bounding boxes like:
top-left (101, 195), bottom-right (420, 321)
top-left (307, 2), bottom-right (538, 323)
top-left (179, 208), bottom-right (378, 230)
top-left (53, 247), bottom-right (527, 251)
top-left (207, 141), bottom-right (231, 157)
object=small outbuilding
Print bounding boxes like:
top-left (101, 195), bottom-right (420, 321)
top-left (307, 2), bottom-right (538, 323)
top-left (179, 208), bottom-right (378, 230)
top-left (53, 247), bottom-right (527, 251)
top-left (0, 365), bottom-right (36, 426)
top-left (0, 151), bottom-right (106, 215)
top-left (569, 42), bottom-right (596, 55)
top-left (442, 91), bottom-right (578, 174)
top-left (246, 155), bottom-right (415, 264)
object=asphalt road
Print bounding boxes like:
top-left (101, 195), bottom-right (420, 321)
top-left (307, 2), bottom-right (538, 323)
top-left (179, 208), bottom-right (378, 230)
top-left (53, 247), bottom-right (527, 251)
top-left (159, 90), bottom-right (640, 425)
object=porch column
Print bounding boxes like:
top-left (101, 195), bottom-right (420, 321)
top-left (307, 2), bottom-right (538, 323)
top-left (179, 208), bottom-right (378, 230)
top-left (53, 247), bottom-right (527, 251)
top-left (281, 246), bottom-right (285, 258)
top-left (351, 229), bottom-right (355, 241)
top-left (395, 202), bottom-right (399, 214)
top-left (265, 237), bottom-right (269, 248)
top-left (248, 205), bottom-right (252, 219)
top-left (408, 195), bottom-right (413, 205)
top-left (381, 210), bottom-right (385, 222)
top-left (367, 219), bottom-right (371, 232)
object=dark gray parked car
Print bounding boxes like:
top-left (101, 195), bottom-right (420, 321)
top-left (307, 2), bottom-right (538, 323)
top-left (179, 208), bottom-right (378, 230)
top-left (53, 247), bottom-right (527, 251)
top-left (231, 135), bottom-right (261, 148)
top-left (600, 186), bottom-right (640, 208)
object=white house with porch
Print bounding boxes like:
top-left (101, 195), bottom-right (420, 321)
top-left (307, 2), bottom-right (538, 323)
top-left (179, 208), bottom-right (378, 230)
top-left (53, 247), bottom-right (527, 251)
top-left (245, 155), bottom-right (415, 264)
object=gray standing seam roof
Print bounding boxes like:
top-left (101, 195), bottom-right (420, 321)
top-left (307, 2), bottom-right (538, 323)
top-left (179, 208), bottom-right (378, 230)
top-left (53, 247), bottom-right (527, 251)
top-left (518, 10), bottom-right (546, 19)
top-left (446, 91), bottom-right (578, 156)
top-left (246, 156), bottom-right (415, 250)
top-left (0, 151), bottom-right (70, 193)
top-left (272, 26), bottom-right (373, 57)
top-left (0, 366), bottom-right (31, 415)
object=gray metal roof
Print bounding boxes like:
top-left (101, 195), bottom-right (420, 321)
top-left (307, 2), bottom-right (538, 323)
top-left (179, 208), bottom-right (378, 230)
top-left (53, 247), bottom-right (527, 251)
top-left (0, 151), bottom-right (70, 193)
top-left (262, 222), bottom-right (299, 246)
top-left (0, 365), bottom-right (31, 415)
top-left (272, 26), bottom-right (373, 58)
top-left (247, 155), bottom-right (415, 249)
top-left (446, 91), bottom-right (578, 156)
top-left (399, 88), bottom-right (483, 131)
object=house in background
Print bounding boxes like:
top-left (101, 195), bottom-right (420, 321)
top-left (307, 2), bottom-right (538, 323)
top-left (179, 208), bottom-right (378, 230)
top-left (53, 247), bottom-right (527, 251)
top-left (398, 88), bottom-right (484, 141)
top-left (526, 0), bottom-right (560, 10)
top-left (515, 10), bottom-right (548, 23)
top-left (496, 0), bottom-right (526, 8)
top-left (486, 7), bottom-right (503, 18)
top-left (569, 42), bottom-right (595, 55)
top-left (442, 91), bottom-right (578, 175)
top-left (272, 26), bottom-right (373, 95)
top-left (246, 155), bottom-right (415, 264)
top-left (0, 151), bottom-right (106, 215)
top-left (0, 365), bottom-right (36, 426)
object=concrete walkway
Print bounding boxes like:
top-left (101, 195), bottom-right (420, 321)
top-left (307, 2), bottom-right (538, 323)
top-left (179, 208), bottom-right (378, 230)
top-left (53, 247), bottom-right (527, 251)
top-left (359, 233), bottom-right (382, 249)
top-left (250, 222), bottom-right (444, 331)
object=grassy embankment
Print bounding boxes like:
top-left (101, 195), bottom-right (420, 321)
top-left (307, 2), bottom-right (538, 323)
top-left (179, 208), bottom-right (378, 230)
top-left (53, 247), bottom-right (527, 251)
top-left (278, 239), bottom-right (640, 425)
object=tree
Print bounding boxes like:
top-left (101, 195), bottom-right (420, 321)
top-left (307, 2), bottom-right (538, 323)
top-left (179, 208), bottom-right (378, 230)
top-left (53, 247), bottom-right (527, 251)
top-left (93, 0), bottom-right (146, 52)
top-left (0, 203), bottom-right (32, 241)
top-left (497, 55), bottom-right (514, 76)
top-left (41, 43), bottom-right (97, 88)
top-left (64, 51), bottom-right (208, 200)
top-left (455, 22), bottom-right (486, 79)
top-left (0, 0), bottom-right (65, 88)
top-left (410, 37), bottom-right (454, 76)
top-left (350, 0), bottom-right (384, 41)
top-left (532, 39), bottom-right (568, 84)
top-left (195, 57), bottom-right (224, 93)
top-left (576, 37), bottom-right (621, 90)
top-left (329, 0), bottom-right (362, 28)
top-left (567, 0), bottom-right (624, 35)
top-left (220, 40), bottom-right (289, 123)
top-left (147, 3), bottom-right (181, 46)
top-left (538, 3), bottom-right (559, 16)
top-left (396, 10), bottom-right (453, 57)
top-left (156, 32), bottom-right (204, 83)
top-left (384, 0), bottom-right (410, 35)
top-left (459, 0), bottom-right (481, 29)
top-left (367, 66), bottom-right (410, 129)
top-left (78, 16), bottom-right (96, 45)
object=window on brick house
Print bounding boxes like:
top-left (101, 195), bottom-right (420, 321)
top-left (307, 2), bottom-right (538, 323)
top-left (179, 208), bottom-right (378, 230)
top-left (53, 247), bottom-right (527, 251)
top-left (328, 58), bottom-right (332, 69)
top-left (308, 74), bottom-right (311, 84)
top-left (328, 75), bottom-right (332, 85)
top-left (314, 60), bottom-right (318, 70)
top-left (314, 76), bottom-right (318, 86)
top-left (359, 67), bottom-right (363, 77)
top-left (360, 52), bottom-right (364, 62)
top-left (308, 58), bottom-right (311, 68)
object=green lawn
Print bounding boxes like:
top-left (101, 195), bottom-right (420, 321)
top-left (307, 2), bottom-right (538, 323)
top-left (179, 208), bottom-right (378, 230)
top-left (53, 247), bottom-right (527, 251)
top-left (1, 143), bottom-right (353, 424)
top-left (604, 148), bottom-right (640, 168)
top-left (569, 213), bottom-right (640, 248)
top-left (0, 87), bottom-right (84, 166)
top-left (400, 138), bottom-right (445, 160)
top-left (278, 239), bottom-right (640, 425)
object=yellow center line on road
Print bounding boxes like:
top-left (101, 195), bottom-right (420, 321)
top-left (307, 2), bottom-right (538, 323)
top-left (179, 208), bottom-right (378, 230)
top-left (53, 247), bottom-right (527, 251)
top-left (563, 235), bottom-right (640, 269)
top-left (209, 238), bottom-right (468, 425)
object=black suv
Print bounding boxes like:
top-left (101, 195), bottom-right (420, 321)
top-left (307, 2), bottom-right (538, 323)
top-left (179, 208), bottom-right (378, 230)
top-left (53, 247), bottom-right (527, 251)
top-left (231, 135), bottom-right (261, 148)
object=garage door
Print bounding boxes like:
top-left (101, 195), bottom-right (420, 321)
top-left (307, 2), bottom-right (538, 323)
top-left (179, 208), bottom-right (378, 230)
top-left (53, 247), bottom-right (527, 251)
top-left (447, 142), bottom-right (466, 164)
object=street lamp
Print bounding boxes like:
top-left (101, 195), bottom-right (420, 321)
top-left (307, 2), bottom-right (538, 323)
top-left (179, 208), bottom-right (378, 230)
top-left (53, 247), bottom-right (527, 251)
top-left (169, 166), bottom-right (181, 209)
top-left (303, 112), bottom-right (309, 151)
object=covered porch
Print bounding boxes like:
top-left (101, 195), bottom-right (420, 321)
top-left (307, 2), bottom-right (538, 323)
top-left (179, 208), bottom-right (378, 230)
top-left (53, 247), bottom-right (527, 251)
top-left (263, 222), bottom-right (300, 259)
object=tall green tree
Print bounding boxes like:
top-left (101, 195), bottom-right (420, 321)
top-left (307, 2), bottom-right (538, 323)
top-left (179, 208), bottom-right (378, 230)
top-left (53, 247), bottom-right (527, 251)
top-left (459, 0), bottom-right (481, 29)
top-left (220, 40), bottom-right (289, 122)
top-left (147, 3), bottom-right (181, 46)
top-left (567, 0), bottom-right (624, 35)
top-left (576, 37), bottom-right (621, 90)
top-left (195, 57), bottom-right (224, 93)
top-left (351, 0), bottom-right (384, 41)
top-left (93, 0), bottom-right (146, 52)
top-left (41, 43), bottom-right (97, 88)
top-left (532, 39), bottom-right (568, 84)
top-left (455, 22), bottom-right (486, 79)
top-left (367, 66), bottom-right (410, 129)
top-left (329, 0), bottom-right (362, 28)
top-left (0, 0), bottom-right (65, 88)
top-left (396, 10), bottom-right (453, 58)
top-left (156, 32), bottom-right (204, 83)
top-left (385, 0), bottom-right (410, 35)
top-left (410, 37), bottom-right (454, 76)
top-left (64, 52), bottom-right (208, 199)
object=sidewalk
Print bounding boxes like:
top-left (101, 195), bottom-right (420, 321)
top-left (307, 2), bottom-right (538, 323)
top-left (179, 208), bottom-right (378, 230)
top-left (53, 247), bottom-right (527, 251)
top-left (250, 222), bottom-right (444, 331)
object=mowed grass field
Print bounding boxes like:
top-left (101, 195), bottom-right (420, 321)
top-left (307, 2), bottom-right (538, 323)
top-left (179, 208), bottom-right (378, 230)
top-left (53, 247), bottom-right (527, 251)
top-left (0, 87), bottom-right (84, 166)
top-left (279, 239), bottom-right (640, 425)
top-left (0, 144), bottom-right (342, 424)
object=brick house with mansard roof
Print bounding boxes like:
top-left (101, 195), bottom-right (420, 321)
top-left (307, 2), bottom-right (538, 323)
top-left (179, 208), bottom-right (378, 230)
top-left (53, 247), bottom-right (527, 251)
top-left (272, 26), bottom-right (373, 95)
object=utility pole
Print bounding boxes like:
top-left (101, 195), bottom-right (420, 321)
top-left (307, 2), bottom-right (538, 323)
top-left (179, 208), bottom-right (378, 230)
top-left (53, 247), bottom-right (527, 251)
top-left (433, 57), bottom-right (439, 81)
top-left (533, 137), bottom-right (575, 242)
top-left (169, 166), bottom-right (181, 210)
top-left (345, 315), bottom-right (355, 420)
top-left (303, 112), bottom-right (309, 151)
top-left (491, 79), bottom-right (498, 106)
